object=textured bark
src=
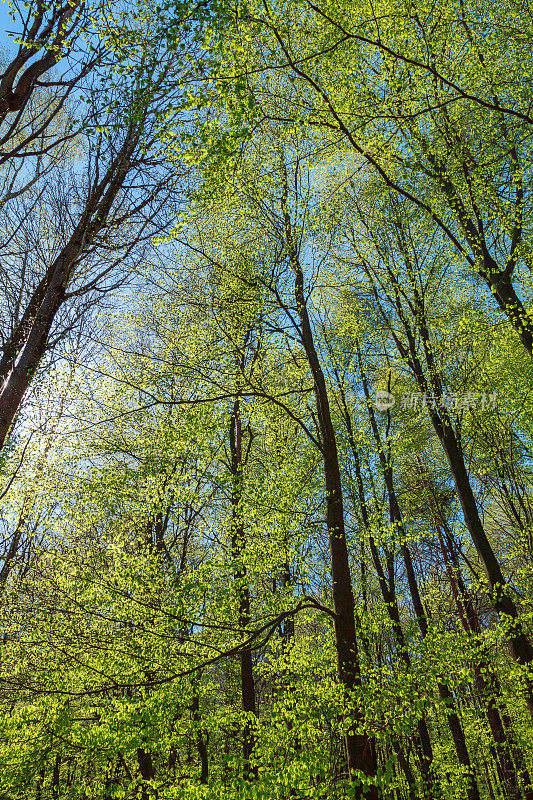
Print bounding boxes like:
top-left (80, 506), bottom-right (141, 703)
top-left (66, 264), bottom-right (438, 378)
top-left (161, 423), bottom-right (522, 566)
top-left (0, 253), bottom-right (69, 448)
top-left (0, 270), bottom-right (52, 387)
top-left (490, 273), bottom-right (533, 357)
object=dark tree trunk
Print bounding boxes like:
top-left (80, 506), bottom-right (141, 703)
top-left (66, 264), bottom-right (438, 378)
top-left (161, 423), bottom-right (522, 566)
top-left (0, 129), bottom-right (137, 452)
top-left (281, 186), bottom-right (377, 795)
top-left (0, 270), bottom-right (52, 386)
top-left (380, 258), bottom-right (533, 719)
top-left (391, 739), bottom-right (418, 800)
top-left (137, 749), bottom-right (156, 800)
top-left (490, 273), bottom-right (533, 357)
top-left (191, 689), bottom-right (209, 784)
top-left (52, 754), bottom-right (61, 799)
top-left (280, 563), bottom-right (301, 796)
top-left (356, 355), bottom-right (480, 800)
top-left (35, 766), bottom-right (45, 800)
top-left (229, 398), bottom-right (258, 780)
top-left (0, 514), bottom-right (25, 585)
top-left (401, 538), bottom-right (480, 800)
top-left (0, 260), bottom-right (68, 449)
top-left (343, 390), bottom-right (435, 796)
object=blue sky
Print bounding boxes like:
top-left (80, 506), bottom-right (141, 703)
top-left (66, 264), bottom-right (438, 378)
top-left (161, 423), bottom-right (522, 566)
top-left (1, 0), bottom-right (20, 57)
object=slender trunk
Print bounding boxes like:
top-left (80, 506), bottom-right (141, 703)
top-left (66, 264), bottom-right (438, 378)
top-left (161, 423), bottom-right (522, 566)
top-left (191, 689), bottom-right (209, 784)
top-left (391, 739), bottom-right (418, 800)
top-left (0, 515), bottom-right (25, 585)
top-left (281, 190), bottom-right (377, 795)
top-left (344, 396), bottom-right (435, 795)
top-left (0, 129), bottom-right (137, 451)
top-left (401, 537), bottom-right (481, 800)
top-left (229, 398), bottom-right (257, 780)
top-left (356, 354), bottom-right (480, 800)
top-left (488, 269), bottom-right (533, 358)
top-left (52, 754), bottom-right (61, 799)
top-left (281, 563), bottom-right (301, 796)
top-left (0, 259), bottom-right (68, 449)
top-left (378, 249), bottom-right (533, 713)
top-left (35, 766), bottom-right (45, 800)
top-left (370, 531), bottom-right (436, 795)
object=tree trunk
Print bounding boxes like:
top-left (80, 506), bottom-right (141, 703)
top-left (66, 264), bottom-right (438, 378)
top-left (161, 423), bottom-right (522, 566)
top-left (52, 754), bottom-right (61, 799)
top-left (0, 129), bottom-right (137, 451)
top-left (0, 256), bottom-right (69, 449)
top-left (281, 186), bottom-right (377, 795)
top-left (401, 538), bottom-right (481, 800)
top-left (191, 688), bottom-right (209, 784)
top-left (229, 398), bottom-right (258, 780)
top-left (356, 354), bottom-right (480, 800)
top-left (344, 394), bottom-right (435, 796)
top-left (382, 261), bottom-right (533, 719)
top-left (137, 749), bottom-right (156, 800)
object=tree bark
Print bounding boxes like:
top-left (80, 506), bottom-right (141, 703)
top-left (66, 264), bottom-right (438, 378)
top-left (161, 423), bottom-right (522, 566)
top-left (137, 749), bottom-right (156, 800)
top-left (281, 179), bottom-right (377, 795)
top-left (229, 397), bottom-right (258, 781)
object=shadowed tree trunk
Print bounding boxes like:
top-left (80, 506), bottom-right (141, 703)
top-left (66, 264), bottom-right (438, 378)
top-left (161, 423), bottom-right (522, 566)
top-left (52, 754), bottom-right (61, 799)
top-left (191, 687), bottom-right (209, 784)
top-left (436, 524), bottom-right (532, 800)
top-left (137, 748), bottom-right (156, 800)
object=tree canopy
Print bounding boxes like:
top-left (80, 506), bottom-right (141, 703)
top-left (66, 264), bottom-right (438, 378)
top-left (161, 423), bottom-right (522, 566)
top-left (0, 0), bottom-right (533, 798)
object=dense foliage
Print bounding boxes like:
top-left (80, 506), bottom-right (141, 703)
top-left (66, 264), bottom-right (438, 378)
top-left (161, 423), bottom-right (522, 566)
top-left (1, 0), bottom-right (533, 798)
